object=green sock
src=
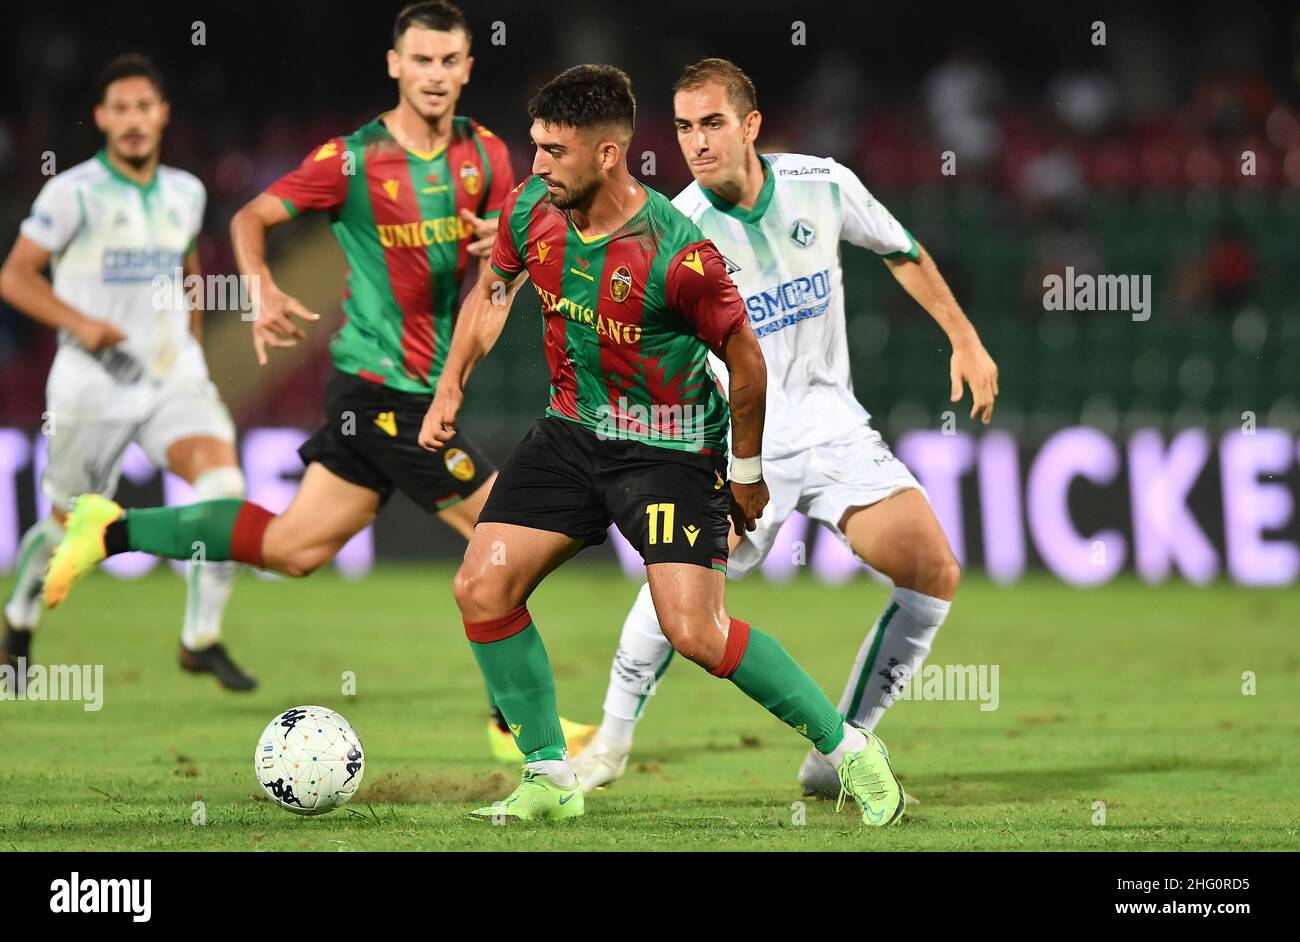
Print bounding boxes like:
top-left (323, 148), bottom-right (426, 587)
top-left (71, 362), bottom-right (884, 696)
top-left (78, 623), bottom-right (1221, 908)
top-left (726, 624), bottom-right (845, 755)
top-left (469, 619), bottom-right (566, 762)
top-left (125, 499), bottom-right (245, 560)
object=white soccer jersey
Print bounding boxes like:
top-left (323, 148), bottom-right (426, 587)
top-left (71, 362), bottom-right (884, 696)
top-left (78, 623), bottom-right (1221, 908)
top-left (672, 153), bottom-right (917, 458)
top-left (19, 152), bottom-right (208, 398)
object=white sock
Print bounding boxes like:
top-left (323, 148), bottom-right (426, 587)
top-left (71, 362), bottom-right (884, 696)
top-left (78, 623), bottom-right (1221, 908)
top-left (3, 516), bottom-right (64, 630)
top-left (527, 758), bottom-right (576, 787)
top-left (825, 723), bottom-right (868, 767)
top-left (838, 587), bottom-right (951, 731)
top-left (597, 581), bottom-right (674, 747)
top-left (180, 467), bottom-right (244, 650)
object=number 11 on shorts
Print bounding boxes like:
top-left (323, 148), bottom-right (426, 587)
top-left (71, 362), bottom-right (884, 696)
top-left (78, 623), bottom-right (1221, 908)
top-left (646, 502), bottom-right (676, 545)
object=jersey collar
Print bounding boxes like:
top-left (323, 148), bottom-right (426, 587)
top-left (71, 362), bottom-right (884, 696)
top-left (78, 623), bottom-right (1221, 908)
top-left (564, 180), bottom-right (653, 245)
top-left (96, 148), bottom-right (159, 195)
top-left (377, 112), bottom-right (451, 161)
top-left (700, 154), bottom-right (774, 224)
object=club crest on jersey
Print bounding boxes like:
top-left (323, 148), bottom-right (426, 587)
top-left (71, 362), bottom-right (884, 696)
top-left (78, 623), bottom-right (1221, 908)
top-left (444, 447), bottom-right (476, 481)
top-left (460, 161), bottom-right (481, 196)
top-left (789, 218), bottom-right (816, 248)
top-left (609, 265), bottom-right (633, 302)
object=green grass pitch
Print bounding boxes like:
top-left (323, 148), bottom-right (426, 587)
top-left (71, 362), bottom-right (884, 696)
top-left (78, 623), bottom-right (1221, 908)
top-left (2, 564), bottom-right (1297, 850)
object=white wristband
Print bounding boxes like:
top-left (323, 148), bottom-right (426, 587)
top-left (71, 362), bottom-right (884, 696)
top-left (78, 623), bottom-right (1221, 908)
top-left (730, 454), bottom-right (763, 484)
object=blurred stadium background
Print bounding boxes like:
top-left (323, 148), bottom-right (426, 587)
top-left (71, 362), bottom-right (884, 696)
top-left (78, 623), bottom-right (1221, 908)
top-left (1, 0), bottom-right (1298, 582)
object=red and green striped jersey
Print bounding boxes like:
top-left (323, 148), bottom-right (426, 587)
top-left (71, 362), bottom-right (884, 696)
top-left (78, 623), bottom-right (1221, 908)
top-left (490, 176), bottom-right (746, 454)
top-left (266, 114), bottom-right (513, 394)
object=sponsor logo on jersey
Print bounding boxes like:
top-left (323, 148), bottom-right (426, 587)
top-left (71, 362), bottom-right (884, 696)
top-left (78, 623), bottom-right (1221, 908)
top-left (112, 209), bottom-right (130, 227)
top-left (744, 269), bottom-right (833, 339)
top-left (460, 161), bottom-right (481, 196)
top-left (100, 248), bottom-right (185, 284)
top-left (533, 284), bottom-right (643, 345)
top-left (444, 447), bottom-right (476, 481)
top-left (681, 249), bottom-right (705, 275)
top-left (575, 255), bottom-right (591, 270)
top-left (313, 141), bottom-right (339, 162)
top-left (778, 166), bottom-right (831, 176)
top-left (382, 178), bottom-right (401, 201)
top-left (509, 722), bottom-right (522, 737)
top-left (375, 216), bottom-right (473, 248)
top-left (609, 265), bottom-right (632, 302)
top-left (422, 173), bottom-right (447, 194)
top-left (721, 254), bottom-right (742, 275)
top-left (789, 218), bottom-right (816, 248)
top-left (537, 240), bottom-right (551, 263)
top-left (374, 411), bottom-right (397, 437)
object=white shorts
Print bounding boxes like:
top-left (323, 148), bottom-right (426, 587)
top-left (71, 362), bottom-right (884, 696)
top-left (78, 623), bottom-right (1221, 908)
top-left (42, 367), bottom-right (235, 511)
top-left (728, 423), bottom-right (927, 579)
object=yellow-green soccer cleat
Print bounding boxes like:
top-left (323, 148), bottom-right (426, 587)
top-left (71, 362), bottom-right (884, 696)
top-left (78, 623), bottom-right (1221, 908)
top-left (487, 716), bottom-right (600, 764)
top-left (468, 768), bottom-right (585, 822)
top-left (43, 494), bottom-right (123, 609)
top-left (835, 730), bottom-right (906, 827)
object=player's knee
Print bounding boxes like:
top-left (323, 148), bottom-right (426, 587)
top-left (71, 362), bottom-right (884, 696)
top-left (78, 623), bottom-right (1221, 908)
top-left (915, 538), bottom-right (961, 599)
top-left (659, 613), bottom-right (725, 669)
top-left (277, 548), bottom-right (328, 578)
top-left (452, 564), bottom-right (509, 621)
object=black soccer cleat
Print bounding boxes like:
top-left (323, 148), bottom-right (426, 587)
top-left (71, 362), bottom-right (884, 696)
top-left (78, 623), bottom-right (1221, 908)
top-left (2, 616), bottom-right (33, 697)
top-left (179, 642), bottom-right (257, 692)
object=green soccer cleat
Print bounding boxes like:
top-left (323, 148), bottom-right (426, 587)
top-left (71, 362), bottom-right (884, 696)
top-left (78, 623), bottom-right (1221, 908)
top-left (468, 768), bottom-right (585, 822)
top-left (43, 494), bottom-right (123, 609)
top-left (835, 730), bottom-right (906, 827)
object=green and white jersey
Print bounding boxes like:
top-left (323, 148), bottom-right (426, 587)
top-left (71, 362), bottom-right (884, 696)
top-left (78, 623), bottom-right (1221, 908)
top-left (20, 151), bottom-right (208, 398)
top-left (672, 153), bottom-right (917, 457)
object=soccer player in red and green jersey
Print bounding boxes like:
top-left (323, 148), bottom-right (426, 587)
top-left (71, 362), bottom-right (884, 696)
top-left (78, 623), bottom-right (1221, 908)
top-left (417, 64), bottom-right (907, 825)
top-left (42, 1), bottom-right (595, 758)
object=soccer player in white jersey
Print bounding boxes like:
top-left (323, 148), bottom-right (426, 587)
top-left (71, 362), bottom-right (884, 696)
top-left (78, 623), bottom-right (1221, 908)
top-left (0, 54), bottom-right (255, 690)
top-left (573, 58), bottom-right (999, 797)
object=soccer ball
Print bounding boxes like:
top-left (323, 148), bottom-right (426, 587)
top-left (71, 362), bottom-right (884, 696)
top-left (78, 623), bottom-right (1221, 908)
top-left (254, 706), bottom-right (365, 815)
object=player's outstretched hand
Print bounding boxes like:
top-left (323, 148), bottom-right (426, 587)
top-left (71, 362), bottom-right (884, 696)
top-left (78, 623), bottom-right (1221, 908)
top-left (950, 336), bottom-right (999, 424)
top-left (73, 316), bottom-right (127, 351)
top-left (252, 283), bottom-right (320, 365)
top-left (418, 382), bottom-right (463, 452)
top-left (459, 208), bottom-right (497, 259)
top-left (729, 479), bottom-right (769, 536)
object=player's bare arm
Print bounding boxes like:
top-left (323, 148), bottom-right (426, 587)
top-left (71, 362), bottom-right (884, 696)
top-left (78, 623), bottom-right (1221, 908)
top-left (716, 323), bottom-right (769, 534)
top-left (418, 263), bottom-right (528, 451)
top-left (183, 247), bottom-right (204, 344)
top-left (0, 235), bottom-right (127, 350)
top-left (230, 192), bottom-right (320, 365)
top-left (885, 243), bottom-right (998, 423)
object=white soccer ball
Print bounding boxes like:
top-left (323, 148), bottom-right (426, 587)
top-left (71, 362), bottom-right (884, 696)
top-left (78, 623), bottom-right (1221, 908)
top-left (254, 706), bottom-right (365, 815)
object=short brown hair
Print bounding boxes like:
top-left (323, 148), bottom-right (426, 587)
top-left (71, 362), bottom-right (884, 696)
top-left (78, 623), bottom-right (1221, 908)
top-left (97, 53), bottom-right (166, 104)
top-left (672, 58), bottom-right (757, 118)
top-left (394, 1), bottom-right (471, 48)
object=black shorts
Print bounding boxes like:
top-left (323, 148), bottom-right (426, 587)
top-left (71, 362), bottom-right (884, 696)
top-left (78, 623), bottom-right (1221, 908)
top-left (479, 415), bottom-right (731, 571)
top-left (298, 369), bottom-right (495, 513)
